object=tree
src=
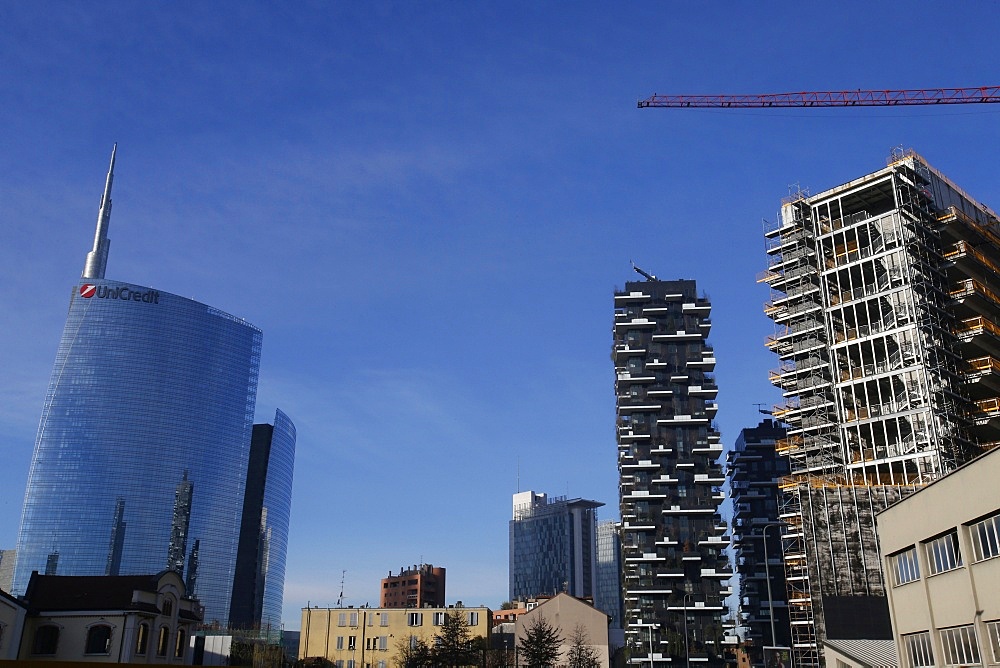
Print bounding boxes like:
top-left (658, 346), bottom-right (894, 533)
top-left (433, 611), bottom-right (476, 667)
top-left (565, 625), bottom-right (600, 668)
top-left (396, 636), bottom-right (434, 668)
top-left (518, 616), bottom-right (562, 668)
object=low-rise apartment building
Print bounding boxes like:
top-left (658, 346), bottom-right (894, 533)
top-left (299, 605), bottom-right (491, 667)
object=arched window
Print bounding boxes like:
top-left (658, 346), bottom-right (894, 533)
top-left (157, 626), bottom-right (170, 657)
top-left (32, 624), bottom-right (59, 655)
top-left (174, 628), bottom-right (186, 658)
top-left (135, 623), bottom-right (149, 655)
top-left (85, 624), bottom-right (112, 654)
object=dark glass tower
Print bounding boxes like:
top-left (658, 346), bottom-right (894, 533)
top-left (12, 148), bottom-right (265, 625)
top-left (613, 275), bottom-right (731, 667)
top-left (230, 410), bottom-right (296, 639)
top-left (726, 419), bottom-right (791, 665)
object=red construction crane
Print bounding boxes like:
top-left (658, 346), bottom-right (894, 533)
top-left (638, 85), bottom-right (1000, 109)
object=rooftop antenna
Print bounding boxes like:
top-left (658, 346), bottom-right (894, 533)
top-left (83, 144), bottom-right (117, 279)
top-left (631, 261), bottom-right (657, 281)
top-left (337, 570), bottom-right (346, 607)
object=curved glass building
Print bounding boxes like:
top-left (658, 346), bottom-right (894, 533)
top-left (11, 148), bottom-right (288, 628)
top-left (13, 278), bottom-right (262, 624)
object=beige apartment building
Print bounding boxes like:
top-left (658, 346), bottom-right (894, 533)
top-left (299, 605), bottom-right (491, 667)
top-left (878, 445), bottom-right (1000, 668)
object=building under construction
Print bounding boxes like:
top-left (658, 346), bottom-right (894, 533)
top-left (760, 149), bottom-right (1000, 666)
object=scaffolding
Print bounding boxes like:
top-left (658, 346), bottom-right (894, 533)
top-left (761, 151), bottom-right (1000, 667)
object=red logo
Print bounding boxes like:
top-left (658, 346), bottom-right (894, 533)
top-left (80, 284), bottom-right (96, 298)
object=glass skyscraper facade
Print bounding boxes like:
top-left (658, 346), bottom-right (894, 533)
top-left (13, 278), bottom-right (262, 624)
top-left (508, 491), bottom-right (603, 602)
top-left (230, 409), bottom-right (296, 638)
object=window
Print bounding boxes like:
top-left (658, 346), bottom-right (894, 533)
top-left (409, 635), bottom-right (418, 649)
top-left (85, 624), bottom-right (112, 654)
top-left (348, 661), bottom-right (355, 668)
top-left (157, 626), bottom-right (170, 657)
top-left (350, 612), bottom-right (358, 627)
top-left (335, 661), bottom-right (344, 668)
top-left (408, 612), bottom-right (423, 627)
top-left (970, 513), bottom-right (1000, 562)
top-left (162, 598), bottom-right (173, 617)
top-left (987, 620), bottom-right (1000, 663)
top-left (925, 531), bottom-right (963, 575)
top-left (890, 547), bottom-right (921, 585)
top-left (32, 625), bottom-right (59, 655)
top-left (348, 636), bottom-right (356, 650)
top-left (380, 614), bottom-right (389, 627)
top-left (175, 628), bottom-right (186, 658)
top-left (378, 661), bottom-right (387, 668)
top-left (940, 625), bottom-right (981, 666)
top-left (902, 631), bottom-right (934, 667)
top-left (368, 613), bottom-right (373, 626)
top-left (337, 636), bottom-right (344, 650)
top-left (136, 623), bottom-right (149, 655)
top-left (338, 613), bottom-right (347, 627)
top-left (379, 636), bottom-right (388, 650)
top-left (467, 611), bottom-right (479, 626)
top-left (432, 612), bottom-right (447, 626)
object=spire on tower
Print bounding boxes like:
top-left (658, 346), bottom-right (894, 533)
top-left (82, 144), bottom-right (116, 279)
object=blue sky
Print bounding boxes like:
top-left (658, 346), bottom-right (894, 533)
top-left (2, 2), bottom-right (999, 629)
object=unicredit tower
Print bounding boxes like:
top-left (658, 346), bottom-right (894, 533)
top-left (12, 147), bottom-right (288, 628)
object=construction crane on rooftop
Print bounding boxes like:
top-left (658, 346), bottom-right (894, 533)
top-left (638, 85), bottom-right (1000, 108)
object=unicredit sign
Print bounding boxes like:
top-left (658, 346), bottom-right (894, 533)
top-left (80, 284), bottom-right (160, 304)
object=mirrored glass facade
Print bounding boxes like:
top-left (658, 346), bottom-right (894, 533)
top-left (258, 408), bottom-right (295, 636)
top-left (13, 279), bottom-right (262, 625)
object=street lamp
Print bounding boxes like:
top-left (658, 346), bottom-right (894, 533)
top-left (682, 592), bottom-right (692, 668)
top-left (648, 625), bottom-right (655, 668)
top-left (761, 523), bottom-right (783, 649)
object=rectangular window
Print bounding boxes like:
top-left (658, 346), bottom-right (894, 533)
top-left (890, 547), bottom-right (921, 585)
top-left (467, 611), bottom-right (479, 626)
top-left (348, 636), bottom-right (356, 651)
top-left (940, 625), bottom-right (981, 666)
top-left (925, 531), bottom-right (963, 575)
top-left (379, 636), bottom-right (388, 651)
top-left (350, 612), bottom-right (358, 627)
top-left (368, 613), bottom-right (374, 626)
top-left (970, 513), bottom-right (1000, 562)
top-left (348, 661), bottom-right (355, 668)
top-left (432, 612), bottom-right (447, 626)
top-left (335, 662), bottom-right (344, 668)
top-left (380, 614), bottom-right (389, 627)
top-left (409, 635), bottom-right (418, 649)
top-left (987, 620), bottom-right (1000, 664)
top-left (408, 612), bottom-right (423, 627)
top-left (338, 613), bottom-right (347, 627)
top-left (336, 637), bottom-right (344, 650)
top-left (378, 661), bottom-right (386, 668)
top-left (902, 632), bottom-right (934, 667)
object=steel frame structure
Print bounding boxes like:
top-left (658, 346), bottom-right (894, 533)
top-left (638, 86), bottom-right (1000, 109)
